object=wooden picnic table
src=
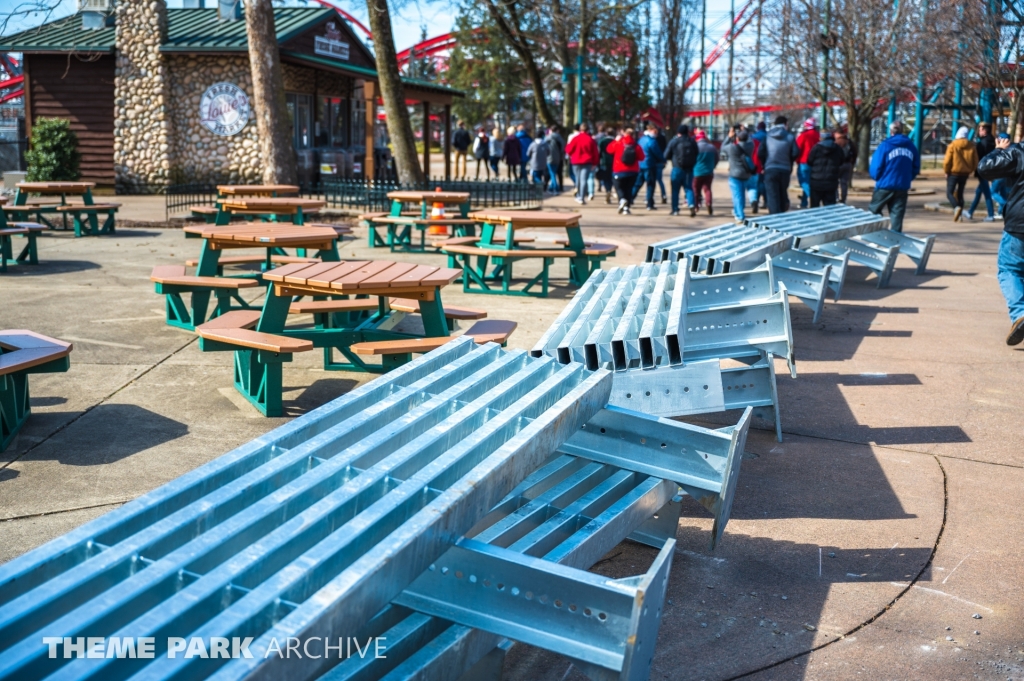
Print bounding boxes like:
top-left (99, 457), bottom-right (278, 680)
top-left (470, 209), bottom-right (594, 286)
top-left (215, 197), bottom-right (326, 225)
top-left (387, 190), bottom-right (471, 219)
top-left (12, 182), bottom-right (99, 232)
top-left (183, 223), bottom-right (340, 276)
top-left (197, 260), bottom-right (462, 404)
top-left (216, 184), bottom-right (300, 197)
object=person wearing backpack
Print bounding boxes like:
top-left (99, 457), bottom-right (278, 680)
top-left (545, 126), bottom-right (566, 194)
top-left (665, 124), bottom-right (699, 216)
top-left (527, 128), bottom-right (550, 186)
top-left (472, 128), bottom-right (491, 180)
top-left (807, 130), bottom-right (846, 206)
top-left (502, 125), bottom-right (522, 181)
top-left (692, 130), bottom-right (719, 216)
top-left (757, 116), bottom-right (800, 214)
top-left (634, 124), bottom-right (666, 210)
top-left (722, 125), bottom-right (756, 221)
top-left (607, 127), bottom-right (645, 214)
top-left (596, 126), bottom-right (617, 203)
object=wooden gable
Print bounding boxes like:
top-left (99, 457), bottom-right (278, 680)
top-left (279, 13), bottom-right (376, 72)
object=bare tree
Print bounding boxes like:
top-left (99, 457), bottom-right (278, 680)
top-left (366, 0), bottom-right (424, 183)
top-left (483, 0), bottom-right (559, 127)
top-left (766, 0), bottom-right (941, 171)
top-left (244, 0), bottom-right (297, 185)
top-left (657, 0), bottom-right (699, 131)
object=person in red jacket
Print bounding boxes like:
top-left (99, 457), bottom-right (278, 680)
top-left (607, 128), bottom-right (645, 214)
top-left (565, 122), bottom-right (600, 205)
top-left (796, 118), bottom-right (820, 208)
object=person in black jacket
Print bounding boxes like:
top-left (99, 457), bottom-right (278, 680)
top-left (978, 134), bottom-right (1024, 345)
top-left (966, 122), bottom-right (997, 221)
top-left (664, 124), bottom-right (699, 216)
top-left (806, 131), bottom-right (846, 207)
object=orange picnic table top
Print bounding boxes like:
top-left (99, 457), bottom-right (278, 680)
top-left (183, 222), bottom-right (338, 247)
top-left (16, 182), bottom-right (95, 195)
top-left (219, 197), bottom-right (326, 213)
top-left (217, 185), bottom-right (300, 196)
top-left (387, 191), bottom-right (470, 204)
top-left (264, 260), bottom-right (462, 295)
top-left (469, 209), bottom-right (581, 227)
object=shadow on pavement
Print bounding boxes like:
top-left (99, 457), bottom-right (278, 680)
top-left (282, 377), bottom-right (361, 416)
top-left (2, 261), bottom-right (102, 276)
top-left (14, 403), bottom-right (188, 465)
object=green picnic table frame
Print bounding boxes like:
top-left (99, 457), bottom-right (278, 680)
top-left (197, 260), bottom-right (459, 416)
top-left (12, 182), bottom-right (97, 233)
top-left (380, 190), bottom-right (476, 251)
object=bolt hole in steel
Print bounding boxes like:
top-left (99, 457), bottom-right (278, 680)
top-left (484, 579), bottom-right (491, 587)
top-left (600, 427), bottom-right (606, 433)
top-left (660, 443), bottom-right (667, 448)
top-left (640, 438), bottom-right (646, 444)
top-left (497, 583), bottom-right (505, 590)
top-left (703, 385), bottom-right (709, 390)
top-left (645, 390), bottom-right (651, 396)
top-left (470, 575), bottom-right (477, 583)
top-left (525, 591), bottom-right (533, 600)
top-left (569, 604), bottom-right (578, 612)
top-left (599, 612), bottom-right (608, 621)
top-left (429, 564), bottom-right (436, 571)
top-left (665, 389), bottom-right (670, 394)
top-left (555, 599), bottom-right (563, 608)
top-left (683, 386), bottom-right (689, 392)
top-left (511, 587), bottom-right (520, 596)
top-left (539, 594), bottom-right (548, 604)
top-left (441, 567), bottom-right (449, 575)
top-left (584, 608), bottom-right (593, 617)
top-left (455, 571), bottom-right (463, 579)
top-left (626, 393), bottom-right (632, 398)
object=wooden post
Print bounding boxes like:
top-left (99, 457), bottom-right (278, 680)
top-left (364, 81), bottom-right (376, 180)
top-left (422, 101), bottom-right (430, 181)
top-left (22, 56), bottom-right (31, 144)
top-left (444, 104), bottom-right (451, 181)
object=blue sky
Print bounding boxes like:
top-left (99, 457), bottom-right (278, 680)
top-left (3, 0), bottom-right (747, 54)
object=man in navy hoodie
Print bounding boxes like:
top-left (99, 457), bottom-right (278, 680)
top-left (869, 120), bottom-right (920, 233)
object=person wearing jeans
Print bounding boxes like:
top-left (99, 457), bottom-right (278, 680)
top-left (944, 126), bottom-right (978, 222)
top-left (966, 123), bottom-right (996, 221)
top-left (723, 126), bottom-right (755, 221)
top-left (664, 124), bottom-right (698, 215)
top-left (978, 133), bottom-right (1024, 345)
top-left (757, 116), bottom-right (799, 214)
top-left (670, 167), bottom-right (694, 215)
top-left (868, 120), bottom-right (920, 232)
top-left (607, 127), bottom-right (645, 214)
top-left (565, 122), bottom-right (600, 204)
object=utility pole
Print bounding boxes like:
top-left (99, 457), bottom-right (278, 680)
top-left (819, 0), bottom-right (831, 128)
top-left (887, 0), bottom-right (899, 128)
top-left (709, 72), bottom-right (717, 139)
top-left (753, 0), bottom-right (763, 108)
top-left (700, 0), bottom-right (707, 104)
top-left (727, 0), bottom-right (735, 123)
top-left (562, 53), bottom-right (598, 125)
top-left (912, 0), bottom-right (927, 151)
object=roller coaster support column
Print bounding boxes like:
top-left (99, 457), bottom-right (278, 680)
top-left (912, 0), bottom-right (927, 152)
top-left (563, 54), bottom-right (599, 125)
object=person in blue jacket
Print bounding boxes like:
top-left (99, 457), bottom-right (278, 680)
top-left (632, 124), bottom-right (666, 210)
top-left (869, 120), bottom-right (921, 233)
top-left (515, 125), bottom-right (533, 183)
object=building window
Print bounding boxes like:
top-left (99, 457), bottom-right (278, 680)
top-left (317, 96), bottom-right (349, 148)
top-left (352, 85), bottom-right (366, 149)
top-left (286, 93), bottom-right (313, 150)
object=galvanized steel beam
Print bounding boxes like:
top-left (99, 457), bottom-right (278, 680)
top-left (646, 223), bottom-right (794, 273)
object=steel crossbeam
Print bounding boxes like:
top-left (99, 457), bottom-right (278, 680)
top-left (773, 248), bottom-right (849, 304)
top-left (746, 206), bottom-right (889, 249)
top-left (646, 223), bottom-right (794, 274)
top-left (852, 229), bottom-right (935, 275)
top-left (813, 238), bottom-right (900, 288)
top-left (0, 338), bottom-right (614, 681)
top-left (321, 408), bottom-right (753, 681)
top-left (532, 262), bottom-right (792, 440)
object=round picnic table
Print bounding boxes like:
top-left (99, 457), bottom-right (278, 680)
top-left (214, 197), bottom-right (326, 226)
top-left (257, 260), bottom-right (462, 368)
top-left (387, 190), bottom-right (471, 219)
top-left (184, 223), bottom-right (340, 276)
top-left (216, 184), bottom-right (300, 197)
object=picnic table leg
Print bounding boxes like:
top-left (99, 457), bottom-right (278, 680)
top-left (564, 226), bottom-right (591, 286)
top-left (16, 232), bottom-right (38, 265)
top-left (0, 234), bottom-right (10, 272)
top-left (82, 190), bottom-right (100, 235)
top-left (294, 208), bottom-right (304, 226)
top-left (418, 292), bottom-right (450, 338)
top-left (389, 199), bottom-right (402, 217)
top-left (229, 284), bottom-right (293, 417)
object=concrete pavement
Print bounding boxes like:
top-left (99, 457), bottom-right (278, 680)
top-left (0, 174), bottom-right (1021, 680)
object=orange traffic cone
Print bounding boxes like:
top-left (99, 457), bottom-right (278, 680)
top-left (428, 186), bottom-right (447, 235)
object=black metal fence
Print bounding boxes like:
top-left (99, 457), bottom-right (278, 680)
top-left (164, 177), bottom-right (543, 220)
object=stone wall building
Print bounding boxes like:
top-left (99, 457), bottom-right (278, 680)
top-left (0, 1), bottom-right (460, 189)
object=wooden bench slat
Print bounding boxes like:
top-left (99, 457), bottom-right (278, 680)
top-left (197, 328), bottom-right (314, 353)
top-left (350, 320), bottom-right (516, 356)
top-left (151, 265), bottom-right (186, 278)
top-left (387, 298), bottom-right (487, 320)
top-left (375, 217), bottom-right (477, 225)
top-left (150, 265), bottom-right (260, 289)
top-left (55, 203), bottom-right (121, 211)
top-left (183, 255), bottom-right (321, 267)
top-left (195, 310), bottom-right (262, 331)
top-left (0, 348), bottom-right (70, 375)
top-left (0, 228), bottom-right (29, 236)
top-left (306, 223), bottom-right (353, 233)
top-left (442, 244), bottom-right (577, 258)
top-left (10, 222), bottom-right (47, 231)
top-left (0, 330), bottom-right (72, 352)
top-left (289, 299), bottom-right (380, 314)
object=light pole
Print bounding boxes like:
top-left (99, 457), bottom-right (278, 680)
top-left (819, 0), bottom-right (832, 128)
top-left (562, 54), bottom-right (599, 125)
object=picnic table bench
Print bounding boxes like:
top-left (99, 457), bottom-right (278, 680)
top-left (154, 224), bottom-right (341, 330)
top-left (440, 210), bottom-right (616, 297)
top-left (194, 259), bottom-right (513, 415)
top-left (532, 259), bottom-right (794, 440)
top-left (0, 338), bottom-right (753, 681)
top-left (214, 197), bottom-right (326, 226)
top-left (10, 182), bottom-right (116, 236)
top-left (0, 330), bottom-right (72, 451)
top-left (363, 190), bottom-right (474, 249)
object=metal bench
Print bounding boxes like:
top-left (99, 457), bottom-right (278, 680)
top-left (531, 260), bottom-right (794, 440)
top-left (0, 330), bottom-right (72, 452)
top-left (0, 338), bottom-right (752, 681)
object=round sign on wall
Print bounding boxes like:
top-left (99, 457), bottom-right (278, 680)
top-left (199, 82), bottom-right (250, 136)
